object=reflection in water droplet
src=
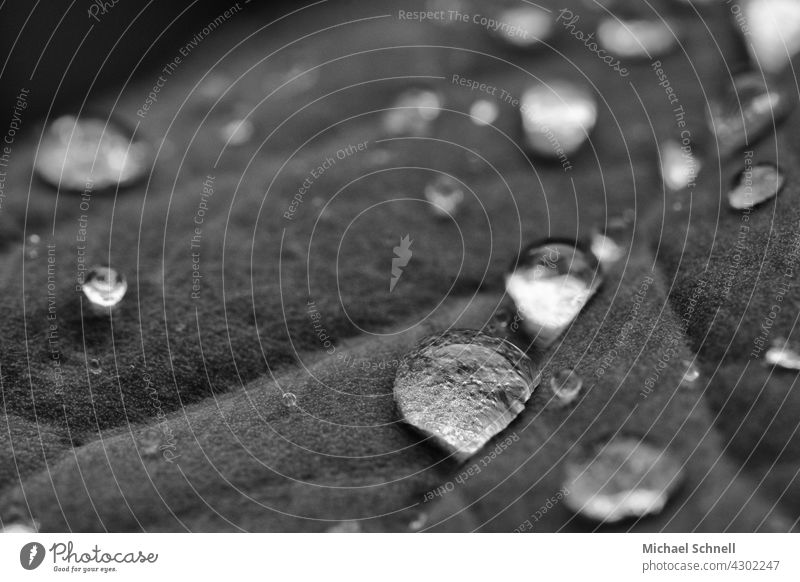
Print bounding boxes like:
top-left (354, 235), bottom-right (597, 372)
top-left (82, 266), bottom-right (128, 310)
top-left (563, 437), bottom-right (684, 523)
top-left (660, 140), bottom-right (701, 191)
top-left (394, 329), bottom-right (540, 461)
top-left (728, 161), bottom-right (785, 209)
top-left (680, 361), bottom-right (700, 386)
top-left (597, 18), bottom-right (677, 58)
top-left (220, 118), bottom-right (254, 146)
top-left (591, 232), bottom-right (624, 268)
top-left (383, 88), bottom-right (442, 136)
top-left (550, 368), bottom-right (583, 404)
top-left (35, 115), bottom-right (151, 191)
top-left (505, 241), bottom-right (602, 347)
top-left (744, 0), bottom-right (800, 73)
top-left (765, 338), bottom-right (800, 370)
top-left (325, 520), bottom-right (361, 533)
top-left (521, 81), bottom-right (597, 158)
top-left (424, 175), bottom-right (464, 218)
top-left (469, 99), bottom-right (499, 126)
top-left (283, 392), bottom-right (298, 408)
top-left (490, 6), bottom-right (554, 48)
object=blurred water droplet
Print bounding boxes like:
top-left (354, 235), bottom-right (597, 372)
top-left (89, 358), bottom-right (101, 375)
top-left (550, 368), bottom-right (583, 404)
top-left (82, 266), bottom-right (127, 311)
top-left (590, 232), bottom-right (624, 268)
top-left (469, 99), bottom-right (499, 126)
top-left (326, 520), bottom-right (361, 533)
top-left (680, 361), bottom-right (700, 386)
top-left (408, 512), bottom-right (428, 531)
top-left (563, 437), bottom-right (684, 523)
top-left (744, 0), bottom-right (800, 73)
top-left (1, 522), bottom-right (37, 533)
top-left (708, 73), bottom-right (794, 156)
top-left (505, 241), bottom-right (601, 347)
top-left (139, 429), bottom-right (161, 457)
top-left (489, 6), bottom-right (554, 48)
top-left (220, 118), bottom-right (254, 146)
top-left (197, 73), bottom-right (231, 100)
top-left (384, 88), bottom-right (442, 136)
top-left (597, 18), bottom-right (677, 58)
top-left (765, 338), bottom-right (800, 370)
top-left (394, 329), bottom-right (540, 461)
top-left (424, 175), bottom-right (464, 218)
top-left (660, 140), bottom-right (701, 191)
top-left (283, 392), bottom-right (298, 408)
top-left (28, 234), bottom-right (41, 244)
top-left (728, 161), bottom-right (784, 209)
top-left (521, 81), bottom-right (597, 158)
top-left (36, 115), bottom-right (151, 191)
top-left (26, 234), bottom-right (41, 259)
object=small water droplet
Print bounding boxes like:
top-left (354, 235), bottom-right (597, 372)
top-left (325, 520), bottom-right (361, 533)
top-left (220, 118), bottom-right (254, 146)
top-left (521, 81), bottom-right (597, 158)
top-left (282, 392), bottom-right (298, 408)
top-left (590, 232), bottom-right (624, 268)
top-left (597, 18), bottom-right (677, 59)
top-left (550, 368), bottom-right (583, 404)
top-left (139, 429), bottom-right (162, 457)
top-left (82, 266), bottom-right (128, 310)
top-left (489, 6), bottom-right (554, 48)
top-left (469, 99), bottom-right (499, 126)
top-left (765, 338), bottom-right (800, 370)
top-left (394, 330), bottom-right (540, 461)
top-left (36, 115), bottom-right (151, 191)
top-left (505, 240), bottom-right (602, 347)
top-left (563, 437), bottom-right (684, 523)
top-left (383, 88), bottom-right (442, 136)
top-left (728, 161), bottom-right (785, 209)
top-left (408, 512), bottom-right (428, 531)
top-left (89, 358), bottom-right (101, 375)
top-left (28, 234), bottom-right (41, 245)
top-left (680, 361), bottom-right (700, 386)
top-left (424, 175), bottom-right (464, 218)
top-left (744, 0), bottom-right (800, 73)
top-left (660, 140), bottom-right (701, 191)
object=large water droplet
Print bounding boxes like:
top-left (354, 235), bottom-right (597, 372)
top-left (36, 115), bottom-right (151, 191)
top-left (550, 368), bottom-right (583, 405)
top-left (660, 140), bottom-right (701, 191)
top-left (765, 338), bottom-right (800, 370)
top-left (220, 118), bottom-right (254, 146)
top-left (728, 161), bottom-right (784, 209)
top-left (744, 0), bottom-right (800, 73)
top-left (82, 266), bottom-right (128, 311)
top-left (708, 73), bottom-right (793, 156)
top-left (394, 329), bottom-right (540, 461)
top-left (424, 175), bottom-right (464, 218)
top-left (469, 99), bottom-right (499, 126)
top-left (563, 437), bottom-right (684, 523)
top-left (489, 6), bottom-right (554, 49)
top-left (597, 18), bottom-right (677, 58)
top-left (505, 241), bottom-right (602, 347)
top-left (383, 88), bottom-right (442, 136)
top-left (520, 81), bottom-right (597, 158)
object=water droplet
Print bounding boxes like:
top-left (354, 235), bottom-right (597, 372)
top-left (282, 392), bottom-right (298, 408)
top-left (469, 99), bottom-right (499, 126)
top-left (408, 512), bottom-right (428, 531)
top-left (520, 81), bottom-right (597, 158)
top-left (1, 522), bottom-right (37, 533)
top-left (383, 88), bottom-right (442, 136)
top-left (728, 161), bottom-right (785, 209)
top-left (394, 329), bottom-right (541, 461)
top-left (744, 0), bottom-right (800, 73)
top-left (563, 437), bottom-right (684, 523)
top-left (139, 429), bottom-right (162, 457)
top-left (597, 18), bottom-right (677, 59)
top-left (82, 266), bottom-right (128, 310)
top-left (220, 118), bottom-right (254, 146)
top-left (680, 361), bottom-right (700, 386)
top-left (26, 234), bottom-right (41, 259)
top-left (197, 73), bottom-right (231, 100)
top-left (89, 358), bottom-right (102, 375)
top-left (325, 520), bottom-right (361, 533)
top-left (489, 6), bottom-right (554, 49)
top-left (590, 232), bottom-right (624, 268)
top-left (550, 368), bottom-right (583, 404)
top-left (660, 140), bottom-right (701, 191)
top-left (36, 115), bottom-right (151, 191)
top-left (765, 338), bottom-right (800, 370)
top-left (505, 241), bottom-right (602, 347)
top-left (424, 175), bottom-right (464, 218)
top-left (708, 72), bottom-right (794, 156)
top-left (28, 234), bottom-right (41, 244)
